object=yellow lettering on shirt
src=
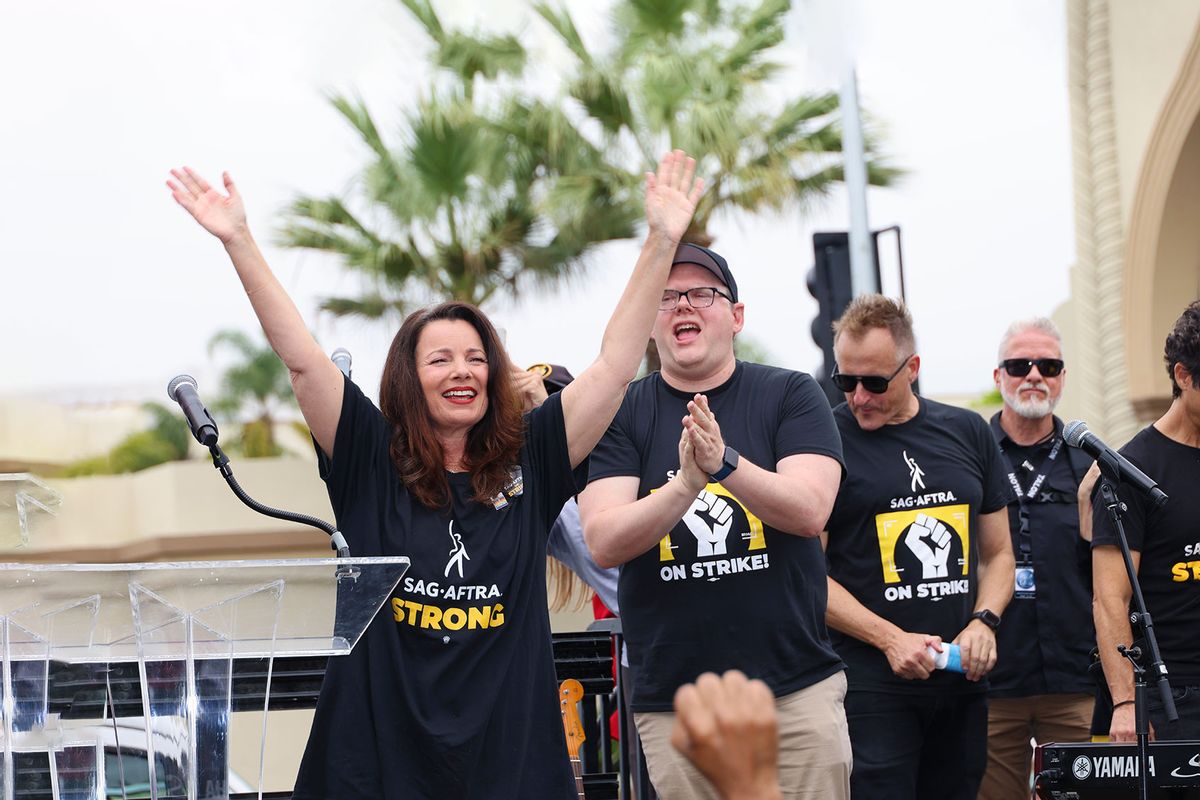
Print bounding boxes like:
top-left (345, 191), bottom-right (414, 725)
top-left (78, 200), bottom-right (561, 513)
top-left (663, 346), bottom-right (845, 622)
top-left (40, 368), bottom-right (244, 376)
top-left (420, 604), bottom-right (443, 629)
top-left (1170, 561), bottom-right (1200, 582)
top-left (392, 598), bottom-right (507, 630)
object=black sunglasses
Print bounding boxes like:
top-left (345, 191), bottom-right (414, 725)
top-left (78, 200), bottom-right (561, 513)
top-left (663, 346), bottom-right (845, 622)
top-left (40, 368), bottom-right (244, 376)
top-left (999, 358), bottom-right (1064, 378)
top-left (832, 356), bottom-right (913, 394)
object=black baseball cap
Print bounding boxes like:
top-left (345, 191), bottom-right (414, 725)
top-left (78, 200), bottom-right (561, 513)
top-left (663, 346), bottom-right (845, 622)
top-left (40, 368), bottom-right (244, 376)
top-left (671, 243), bottom-right (738, 303)
top-left (526, 363), bottom-right (574, 394)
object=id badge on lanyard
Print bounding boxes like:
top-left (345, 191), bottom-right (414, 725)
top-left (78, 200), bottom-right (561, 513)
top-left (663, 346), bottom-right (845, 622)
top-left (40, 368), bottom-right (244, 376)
top-left (1014, 564), bottom-right (1036, 600)
top-left (1003, 435), bottom-right (1064, 601)
top-left (1013, 503), bottom-right (1036, 600)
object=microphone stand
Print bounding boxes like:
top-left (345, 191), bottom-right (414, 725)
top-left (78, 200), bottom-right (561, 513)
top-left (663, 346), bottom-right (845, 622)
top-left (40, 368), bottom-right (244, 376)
top-left (208, 442), bottom-right (351, 559)
top-left (1098, 453), bottom-right (1177, 800)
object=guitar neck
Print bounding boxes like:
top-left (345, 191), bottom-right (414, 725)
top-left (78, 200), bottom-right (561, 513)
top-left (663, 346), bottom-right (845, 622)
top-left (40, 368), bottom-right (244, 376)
top-left (571, 754), bottom-right (584, 799)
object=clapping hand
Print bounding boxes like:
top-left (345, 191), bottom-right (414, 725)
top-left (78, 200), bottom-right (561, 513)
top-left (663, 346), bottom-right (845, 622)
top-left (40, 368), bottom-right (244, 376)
top-left (683, 394), bottom-right (726, 477)
top-left (676, 426), bottom-right (709, 496)
top-left (645, 150), bottom-right (704, 244)
top-left (167, 167), bottom-right (248, 245)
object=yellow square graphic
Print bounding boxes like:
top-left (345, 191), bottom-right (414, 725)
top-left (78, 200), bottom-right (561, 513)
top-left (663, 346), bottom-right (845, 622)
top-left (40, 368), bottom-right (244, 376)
top-left (652, 482), bottom-right (765, 562)
top-left (875, 504), bottom-right (970, 584)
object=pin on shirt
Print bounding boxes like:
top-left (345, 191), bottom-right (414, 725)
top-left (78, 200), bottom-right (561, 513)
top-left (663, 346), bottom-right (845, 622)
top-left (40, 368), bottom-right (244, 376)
top-left (491, 466), bottom-right (525, 510)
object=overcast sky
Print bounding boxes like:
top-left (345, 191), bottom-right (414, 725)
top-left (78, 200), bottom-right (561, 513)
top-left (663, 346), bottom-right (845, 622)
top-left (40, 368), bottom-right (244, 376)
top-left (0, 0), bottom-right (1073, 406)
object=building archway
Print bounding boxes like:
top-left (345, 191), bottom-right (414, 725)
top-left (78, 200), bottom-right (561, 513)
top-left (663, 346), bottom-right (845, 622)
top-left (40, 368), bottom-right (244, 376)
top-left (1125, 19), bottom-right (1200, 421)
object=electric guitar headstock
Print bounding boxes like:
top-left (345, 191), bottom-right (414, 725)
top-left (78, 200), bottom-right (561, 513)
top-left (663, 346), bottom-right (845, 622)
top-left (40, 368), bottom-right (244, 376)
top-left (559, 679), bottom-right (586, 798)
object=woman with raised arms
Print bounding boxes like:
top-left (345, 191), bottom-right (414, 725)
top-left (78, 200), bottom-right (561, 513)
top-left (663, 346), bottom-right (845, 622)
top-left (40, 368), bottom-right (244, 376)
top-left (166, 151), bottom-right (702, 799)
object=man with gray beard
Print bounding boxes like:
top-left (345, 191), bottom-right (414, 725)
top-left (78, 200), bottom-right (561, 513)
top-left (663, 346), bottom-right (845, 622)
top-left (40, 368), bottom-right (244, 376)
top-left (978, 318), bottom-right (1096, 800)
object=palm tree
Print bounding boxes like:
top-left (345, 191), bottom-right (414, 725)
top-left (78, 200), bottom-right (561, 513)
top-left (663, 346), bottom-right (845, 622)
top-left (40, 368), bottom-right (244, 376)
top-left (533, 0), bottom-right (900, 248)
top-left (530, 0), bottom-right (899, 369)
top-left (278, 0), bottom-right (640, 322)
top-left (207, 330), bottom-right (297, 457)
top-left (281, 0), bottom-right (898, 378)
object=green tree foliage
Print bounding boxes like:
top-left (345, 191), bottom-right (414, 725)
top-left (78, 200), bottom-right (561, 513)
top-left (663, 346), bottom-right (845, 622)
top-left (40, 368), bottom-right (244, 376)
top-left (534, 0), bottom-right (899, 370)
top-left (280, 0), bottom-right (898, 381)
top-left (207, 330), bottom-right (298, 457)
top-left (732, 334), bottom-right (777, 365)
top-left (279, 0), bottom-right (640, 321)
top-left (972, 387), bottom-right (1003, 411)
top-left (61, 403), bottom-right (190, 477)
top-left (534, 0), bottom-right (900, 246)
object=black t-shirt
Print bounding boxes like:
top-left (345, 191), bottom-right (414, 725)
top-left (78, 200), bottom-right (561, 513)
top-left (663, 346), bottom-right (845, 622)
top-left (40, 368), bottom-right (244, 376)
top-left (1091, 424), bottom-right (1200, 684)
top-left (587, 362), bottom-right (846, 712)
top-left (294, 376), bottom-right (585, 800)
top-left (987, 415), bottom-right (1095, 698)
top-left (825, 397), bottom-right (1010, 695)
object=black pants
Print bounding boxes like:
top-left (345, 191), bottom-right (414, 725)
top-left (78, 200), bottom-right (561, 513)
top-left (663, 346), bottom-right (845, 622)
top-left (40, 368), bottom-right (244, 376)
top-left (844, 688), bottom-right (988, 800)
top-left (1149, 683), bottom-right (1200, 740)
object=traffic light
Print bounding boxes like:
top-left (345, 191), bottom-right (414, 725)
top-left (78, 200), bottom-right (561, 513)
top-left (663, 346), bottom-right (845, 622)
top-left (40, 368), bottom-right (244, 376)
top-left (806, 228), bottom-right (913, 405)
top-left (807, 232), bottom-right (857, 405)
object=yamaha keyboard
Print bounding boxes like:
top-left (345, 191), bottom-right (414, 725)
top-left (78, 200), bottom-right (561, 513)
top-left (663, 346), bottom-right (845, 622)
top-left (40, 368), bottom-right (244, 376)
top-left (1037, 740), bottom-right (1200, 798)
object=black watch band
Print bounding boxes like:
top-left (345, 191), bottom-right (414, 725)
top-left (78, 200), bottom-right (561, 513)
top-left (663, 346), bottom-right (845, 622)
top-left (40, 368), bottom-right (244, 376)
top-left (971, 609), bottom-right (1001, 631)
top-left (710, 446), bottom-right (740, 482)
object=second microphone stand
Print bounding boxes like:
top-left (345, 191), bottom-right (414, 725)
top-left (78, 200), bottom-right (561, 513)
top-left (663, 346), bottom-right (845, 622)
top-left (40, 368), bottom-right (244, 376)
top-left (1097, 450), bottom-right (1177, 800)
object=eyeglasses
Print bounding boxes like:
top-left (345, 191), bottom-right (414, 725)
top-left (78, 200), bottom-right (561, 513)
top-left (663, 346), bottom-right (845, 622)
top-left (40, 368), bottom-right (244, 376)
top-left (831, 356), bottom-right (914, 394)
top-left (999, 358), bottom-right (1064, 378)
top-left (659, 287), bottom-right (733, 311)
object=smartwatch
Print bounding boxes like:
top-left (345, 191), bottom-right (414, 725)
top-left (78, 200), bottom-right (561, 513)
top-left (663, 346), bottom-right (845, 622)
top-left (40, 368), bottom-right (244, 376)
top-left (971, 609), bottom-right (1001, 631)
top-left (710, 446), bottom-right (740, 482)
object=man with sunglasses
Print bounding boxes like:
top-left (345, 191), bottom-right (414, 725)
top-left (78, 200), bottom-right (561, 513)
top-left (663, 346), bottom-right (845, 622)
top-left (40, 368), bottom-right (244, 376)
top-left (581, 243), bottom-right (850, 799)
top-left (821, 294), bottom-right (1014, 800)
top-left (978, 318), bottom-right (1096, 800)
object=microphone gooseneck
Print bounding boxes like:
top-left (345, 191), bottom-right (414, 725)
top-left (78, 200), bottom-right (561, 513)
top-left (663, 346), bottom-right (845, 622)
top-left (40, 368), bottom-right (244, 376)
top-left (167, 373), bottom-right (350, 557)
top-left (209, 445), bottom-right (350, 558)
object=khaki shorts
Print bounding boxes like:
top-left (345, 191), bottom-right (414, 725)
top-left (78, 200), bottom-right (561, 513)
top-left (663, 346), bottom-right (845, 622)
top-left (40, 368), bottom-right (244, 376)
top-left (634, 671), bottom-right (852, 800)
top-left (978, 692), bottom-right (1093, 800)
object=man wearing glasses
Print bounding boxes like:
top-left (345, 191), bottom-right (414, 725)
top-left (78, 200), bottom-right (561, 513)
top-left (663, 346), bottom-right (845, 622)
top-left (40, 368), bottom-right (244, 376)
top-left (821, 294), bottom-right (1014, 800)
top-left (978, 318), bottom-right (1095, 800)
top-left (581, 243), bottom-right (850, 799)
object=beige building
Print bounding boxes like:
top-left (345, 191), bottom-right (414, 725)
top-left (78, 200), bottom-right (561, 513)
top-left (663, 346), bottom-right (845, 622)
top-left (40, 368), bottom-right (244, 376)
top-left (1056, 0), bottom-right (1200, 442)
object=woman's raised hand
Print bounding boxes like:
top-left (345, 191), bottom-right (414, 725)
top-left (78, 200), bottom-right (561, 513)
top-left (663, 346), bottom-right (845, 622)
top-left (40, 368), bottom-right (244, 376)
top-left (644, 149), bottom-right (705, 245)
top-left (167, 167), bottom-right (248, 245)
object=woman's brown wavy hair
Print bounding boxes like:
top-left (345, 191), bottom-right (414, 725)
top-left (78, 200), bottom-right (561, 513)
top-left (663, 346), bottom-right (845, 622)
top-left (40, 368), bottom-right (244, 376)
top-left (379, 302), bottom-right (525, 509)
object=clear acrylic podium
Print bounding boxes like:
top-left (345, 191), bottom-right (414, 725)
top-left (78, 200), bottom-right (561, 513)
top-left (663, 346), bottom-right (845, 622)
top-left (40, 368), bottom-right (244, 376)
top-left (0, 557), bottom-right (409, 799)
top-left (0, 474), bottom-right (61, 549)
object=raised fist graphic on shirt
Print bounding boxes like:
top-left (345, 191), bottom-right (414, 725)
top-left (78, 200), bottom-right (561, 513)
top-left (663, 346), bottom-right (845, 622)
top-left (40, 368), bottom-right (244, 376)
top-left (682, 490), bottom-right (734, 557)
top-left (905, 512), bottom-right (952, 579)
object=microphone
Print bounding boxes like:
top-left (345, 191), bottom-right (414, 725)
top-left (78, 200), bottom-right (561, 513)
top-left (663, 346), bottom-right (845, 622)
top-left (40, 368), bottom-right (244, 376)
top-left (331, 347), bottom-right (352, 378)
top-left (1064, 420), bottom-right (1168, 508)
top-left (167, 374), bottom-right (219, 447)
